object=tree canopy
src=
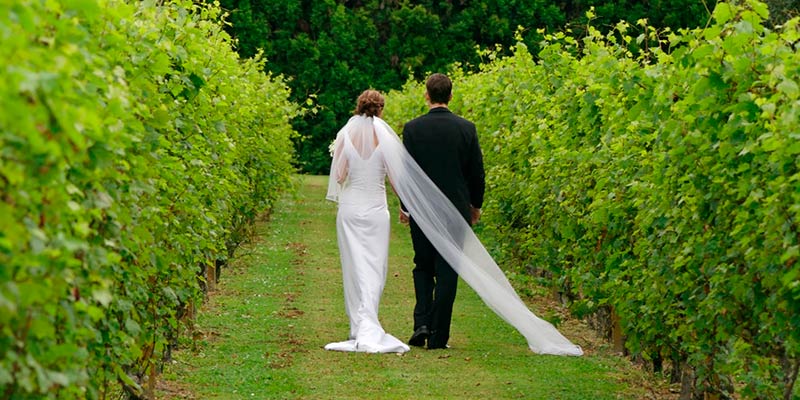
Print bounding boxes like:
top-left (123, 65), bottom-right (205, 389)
top-left (212, 0), bottom-right (796, 173)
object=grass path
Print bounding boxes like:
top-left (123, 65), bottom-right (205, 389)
top-left (159, 175), bottom-right (672, 399)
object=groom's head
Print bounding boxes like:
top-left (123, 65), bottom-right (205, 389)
top-left (425, 73), bottom-right (452, 105)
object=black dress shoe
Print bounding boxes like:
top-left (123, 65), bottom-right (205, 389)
top-left (426, 331), bottom-right (450, 349)
top-left (408, 325), bottom-right (430, 347)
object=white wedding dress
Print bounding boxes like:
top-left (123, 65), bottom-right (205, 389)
top-left (324, 117), bottom-right (410, 354)
top-left (327, 115), bottom-right (582, 356)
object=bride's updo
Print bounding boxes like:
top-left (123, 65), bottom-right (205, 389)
top-left (354, 89), bottom-right (385, 118)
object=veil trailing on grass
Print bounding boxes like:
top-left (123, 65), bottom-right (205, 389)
top-left (330, 116), bottom-right (583, 356)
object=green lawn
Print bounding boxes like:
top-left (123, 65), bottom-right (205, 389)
top-left (158, 175), bottom-right (672, 399)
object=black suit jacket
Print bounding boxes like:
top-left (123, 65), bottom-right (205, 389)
top-left (402, 107), bottom-right (485, 222)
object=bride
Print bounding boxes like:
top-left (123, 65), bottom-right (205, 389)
top-left (324, 90), bottom-right (410, 353)
top-left (326, 89), bottom-right (582, 356)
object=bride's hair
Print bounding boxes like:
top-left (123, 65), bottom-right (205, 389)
top-left (354, 89), bottom-right (385, 118)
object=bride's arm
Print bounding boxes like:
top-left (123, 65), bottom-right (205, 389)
top-left (336, 160), bottom-right (348, 184)
top-left (333, 138), bottom-right (348, 183)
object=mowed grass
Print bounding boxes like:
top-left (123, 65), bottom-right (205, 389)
top-left (159, 175), bottom-right (671, 400)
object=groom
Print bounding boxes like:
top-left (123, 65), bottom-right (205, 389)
top-left (399, 73), bottom-right (485, 349)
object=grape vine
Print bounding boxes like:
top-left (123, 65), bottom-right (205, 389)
top-left (386, 1), bottom-right (799, 398)
top-left (1, 0), bottom-right (297, 398)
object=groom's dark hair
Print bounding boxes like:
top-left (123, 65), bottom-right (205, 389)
top-left (426, 73), bottom-right (452, 105)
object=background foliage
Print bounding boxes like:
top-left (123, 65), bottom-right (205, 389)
top-left (0, 0), bottom-right (296, 398)
top-left (211, 0), bottom-right (736, 173)
top-left (386, 1), bottom-right (799, 398)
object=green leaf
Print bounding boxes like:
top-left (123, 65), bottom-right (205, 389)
top-left (70, 0), bottom-right (102, 17)
top-left (786, 141), bottom-right (800, 155)
top-left (782, 267), bottom-right (799, 288)
top-left (0, 364), bottom-right (12, 386)
top-left (188, 72), bottom-right (205, 90)
top-left (703, 26), bottom-right (722, 41)
top-left (92, 288), bottom-right (113, 307)
top-left (760, 134), bottom-right (782, 152)
top-left (46, 370), bottom-right (70, 387)
top-left (29, 317), bottom-right (56, 339)
top-left (751, 1), bottom-right (769, 20)
top-left (781, 246), bottom-right (799, 264)
top-left (712, 3), bottom-right (733, 25)
top-left (125, 318), bottom-right (141, 336)
top-left (10, 4), bottom-right (37, 32)
top-left (114, 364), bottom-right (142, 392)
top-left (777, 79), bottom-right (798, 99)
top-left (87, 305), bottom-right (105, 322)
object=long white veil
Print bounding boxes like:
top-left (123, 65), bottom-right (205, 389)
top-left (329, 116), bottom-right (582, 356)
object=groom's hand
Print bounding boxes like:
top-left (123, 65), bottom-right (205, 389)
top-left (470, 206), bottom-right (481, 225)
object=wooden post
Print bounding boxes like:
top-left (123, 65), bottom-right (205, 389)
top-left (206, 262), bottom-right (216, 292)
top-left (610, 307), bottom-right (625, 353)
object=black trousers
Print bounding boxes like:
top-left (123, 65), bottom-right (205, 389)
top-left (409, 219), bottom-right (459, 348)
